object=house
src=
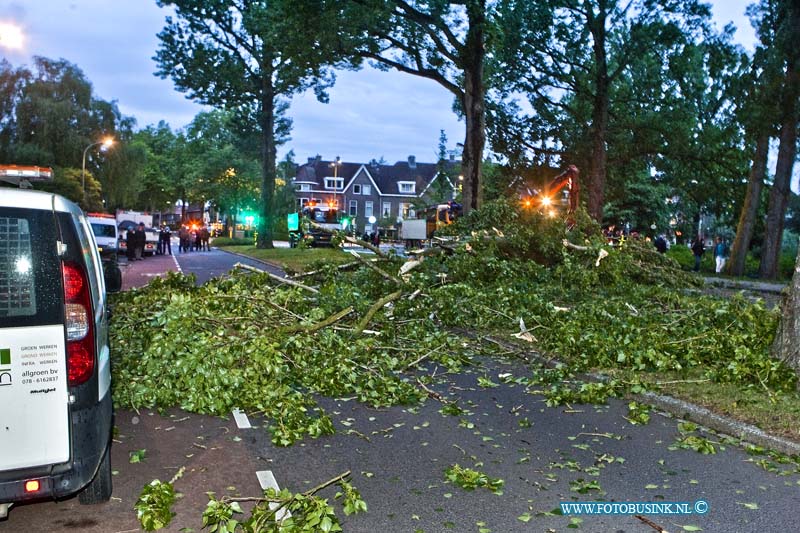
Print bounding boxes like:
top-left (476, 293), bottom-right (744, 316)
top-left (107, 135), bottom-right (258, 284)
top-left (293, 155), bottom-right (459, 236)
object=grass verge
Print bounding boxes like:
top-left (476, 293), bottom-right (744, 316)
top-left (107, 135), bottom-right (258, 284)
top-left (217, 245), bottom-right (352, 273)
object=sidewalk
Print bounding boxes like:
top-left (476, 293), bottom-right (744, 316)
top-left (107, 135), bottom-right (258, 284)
top-left (119, 252), bottom-right (181, 291)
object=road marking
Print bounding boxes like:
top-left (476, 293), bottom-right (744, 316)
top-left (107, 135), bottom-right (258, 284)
top-left (256, 470), bottom-right (292, 521)
top-left (172, 253), bottom-right (182, 273)
top-left (232, 409), bottom-right (252, 429)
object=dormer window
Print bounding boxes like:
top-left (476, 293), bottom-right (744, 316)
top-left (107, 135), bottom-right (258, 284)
top-left (325, 177), bottom-right (344, 190)
top-left (398, 181), bottom-right (415, 194)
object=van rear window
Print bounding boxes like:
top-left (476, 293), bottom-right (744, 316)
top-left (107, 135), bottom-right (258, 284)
top-left (91, 222), bottom-right (117, 238)
top-left (0, 208), bottom-right (62, 326)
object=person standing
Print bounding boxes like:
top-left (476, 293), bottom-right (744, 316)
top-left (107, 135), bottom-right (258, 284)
top-left (178, 225), bottom-right (189, 253)
top-left (133, 222), bottom-right (146, 261)
top-left (125, 227), bottom-right (135, 261)
top-left (654, 234), bottom-right (667, 254)
top-left (691, 236), bottom-right (705, 272)
top-left (714, 236), bottom-right (728, 274)
top-left (201, 226), bottom-right (210, 251)
top-left (159, 224), bottom-right (172, 255)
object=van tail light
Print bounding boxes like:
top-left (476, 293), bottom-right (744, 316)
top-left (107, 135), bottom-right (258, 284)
top-left (62, 261), bottom-right (95, 386)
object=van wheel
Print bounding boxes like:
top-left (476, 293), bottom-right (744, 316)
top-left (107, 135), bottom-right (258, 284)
top-left (78, 446), bottom-right (112, 504)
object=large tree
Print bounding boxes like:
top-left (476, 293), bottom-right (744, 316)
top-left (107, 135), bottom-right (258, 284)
top-left (331, 0), bottom-right (492, 215)
top-left (494, 0), bottom-right (715, 222)
top-left (1, 56), bottom-right (132, 210)
top-left (757, 0), bottom-right (800, 279)
top-left (154, 0), bottom-right (351, 248)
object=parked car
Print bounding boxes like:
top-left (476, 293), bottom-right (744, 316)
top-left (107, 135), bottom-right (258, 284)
top-left (0, 189), bottom-right (120, 519)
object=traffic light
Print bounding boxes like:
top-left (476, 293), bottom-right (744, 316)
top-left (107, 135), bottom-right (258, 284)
top-left (341, 216), bottom-right (350, 230)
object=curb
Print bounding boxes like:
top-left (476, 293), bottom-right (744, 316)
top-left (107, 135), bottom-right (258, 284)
top-left (640, 391), bottom-right (800, 456)
top-left (467, 331), bottom-right (800, 457)
top-left (703, 276), bottom-right (787, 295)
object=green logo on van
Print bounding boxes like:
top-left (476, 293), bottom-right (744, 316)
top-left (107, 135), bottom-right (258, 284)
top-left (0, 348), bottom-right (11, 386)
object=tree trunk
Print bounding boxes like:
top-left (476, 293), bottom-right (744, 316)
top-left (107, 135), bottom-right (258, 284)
top-left (759, 62), bottom-right (799, 279)
top-left (257, 68), bottom-right (277, 249)
top-left (771, 241), bottom-right (800, 380)
top-left (729, 132), bottom-right (769, 276)
top-left (586, 2), bottom-right (609, 222)
top-left (460, 0), bottom-right (486, 215)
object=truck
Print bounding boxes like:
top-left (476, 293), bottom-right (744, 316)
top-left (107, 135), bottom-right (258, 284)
top-left (400, 202), bottom-right (462, 248)
top-left (115, 210), bottom-right (153, 230)
top-left (115, 210), bottom-right (158, 256)
top-left (291, 204), bottom-right (342, 247)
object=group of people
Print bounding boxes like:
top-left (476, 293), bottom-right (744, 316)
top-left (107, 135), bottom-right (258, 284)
top-left (692, 236), bottom-right (730, 273)
top-left (178, 225), bottom-right (211, 253)
top-left (125, 222), bottom-right (148, 261)
top-left (361, 231), bottom-right (381, 246)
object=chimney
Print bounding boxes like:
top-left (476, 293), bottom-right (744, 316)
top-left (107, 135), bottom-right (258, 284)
top-left (408, 155), bottom-right (416, 169)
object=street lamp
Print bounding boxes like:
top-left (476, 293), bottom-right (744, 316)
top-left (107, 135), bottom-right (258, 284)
top-left (82, 137), bottom-right (114, 201)
top-left (330, 156), bottom-right (341, 215)
top-left (0, 22), bottom-right (25, 51)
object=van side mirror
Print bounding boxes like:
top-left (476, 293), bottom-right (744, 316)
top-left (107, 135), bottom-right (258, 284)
top-left (104, 262), bottom-right (122, 293)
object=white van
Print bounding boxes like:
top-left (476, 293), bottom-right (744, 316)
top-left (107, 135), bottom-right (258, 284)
top-left (87, 213), bottom-right (119, 261)
top-left (0, 189), bottom-right (120, 519)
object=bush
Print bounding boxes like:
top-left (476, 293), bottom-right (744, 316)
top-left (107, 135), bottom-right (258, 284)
top-left (212, 237), bottom-right (252, 247)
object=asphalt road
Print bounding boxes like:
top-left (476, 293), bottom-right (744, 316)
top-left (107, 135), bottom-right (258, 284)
top-left (3, 248), bottom-right (797, 532)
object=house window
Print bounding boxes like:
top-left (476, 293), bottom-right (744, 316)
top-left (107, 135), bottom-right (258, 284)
top-left (400, 203), bottom-right (415, 219)
top-left (363, 184), bottom-right (371, 195)
top-left (382, 202), bottom-right (391, 218)
top-left (298, 198), bottom-right (311, 209)
top-left (353, 184), bottom-right (362, 194)
top-left (325, 177), bottom-right (344, 190)
top-left (349, 200), bottom-right (358, 217)
top-left (365, 201), bottom-right (374, 218)
top-left (296, 184), bottom-right (311, 192)
top-left (398, 181), bottom-right (415, 194)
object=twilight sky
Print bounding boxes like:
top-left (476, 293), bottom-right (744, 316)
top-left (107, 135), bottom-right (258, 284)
top-left (0, 0), bottom-right (758, 166)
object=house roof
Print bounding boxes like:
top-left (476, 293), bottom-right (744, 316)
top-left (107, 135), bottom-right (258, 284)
top-left (295, 157), bottom-right (458, 196)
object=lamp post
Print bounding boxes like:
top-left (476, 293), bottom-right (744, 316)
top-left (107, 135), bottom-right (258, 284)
top-left (330, 155), bottom-right (341, 216)
top-left (82, 137), bottom-right (114, 201)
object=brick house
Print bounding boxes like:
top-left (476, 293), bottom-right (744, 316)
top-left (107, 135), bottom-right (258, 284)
top-left (293, 155), bottom-right (459, 236)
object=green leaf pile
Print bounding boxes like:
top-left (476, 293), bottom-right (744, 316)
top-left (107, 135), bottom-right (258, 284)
top-left (111, 198), bottom-right (796, 448)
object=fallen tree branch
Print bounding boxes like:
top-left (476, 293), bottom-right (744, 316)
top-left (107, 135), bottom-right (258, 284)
top-left (307, 220), bottom-right (386, 257)
top-left (281, 306), bottom-right (354, 334)
top-left (343, 235), bottom-right (385, 257)
top-left (233, 262), bottom-right (319, 294)
top-left (635, 515), bottom-right (668, 532)
top-left (355, 290), bottom-right (403, 335)
top-left (416, 378), bottom-right (448, 403)
top-left (404, 343), bottom-right (446, 371)
top-left (562, 239), bottom-right (592, 252)
top-left (220, 470), bottom-right (352, 505)
top-left (293, 260), bottom-right (362, 279)
top-left (348, 250), bottom-right (403, 285)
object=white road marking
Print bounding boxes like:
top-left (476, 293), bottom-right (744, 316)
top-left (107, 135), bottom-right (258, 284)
top-left (256, 470), bottom-right (292, 521)
top-left (172, 254), bottom-right (182, 273)
top-left (232, 409), bottom-right (252, 429)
